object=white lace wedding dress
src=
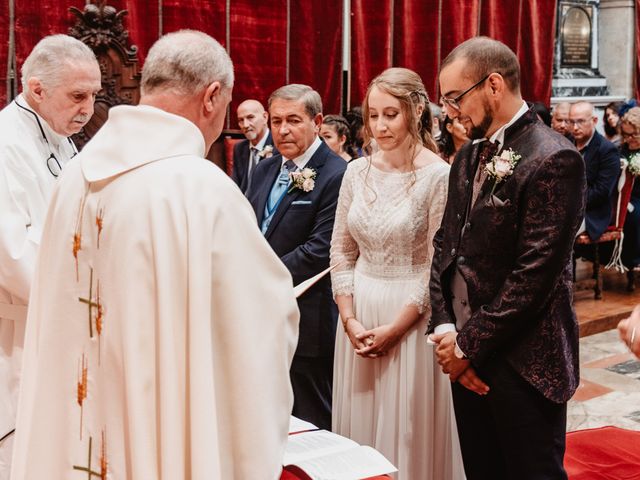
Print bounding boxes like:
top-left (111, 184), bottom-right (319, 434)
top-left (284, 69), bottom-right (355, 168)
top-left (330, 157), bottom-right (465, 480)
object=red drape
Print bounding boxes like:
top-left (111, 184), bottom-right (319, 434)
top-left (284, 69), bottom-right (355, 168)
top-left (350, 0), bottom-right (393, 108)
top-left (0, 0), bottom-right (560, 115)
top-left (228, 0), bottom-right (287, 128)
top-left (518, 0), bottom-right (557, 104)
top-left (393, 0), bottom-right (440, 100)
top-left (289, 0), bottom-right (343, 116)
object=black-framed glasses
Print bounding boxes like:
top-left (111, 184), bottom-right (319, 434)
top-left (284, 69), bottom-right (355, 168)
top-left (15, 99), bottom-right (77, 178)
top-left (621, 130), bottom-right (640, 140)
top-left (441, 73), bottom-right (491, 112)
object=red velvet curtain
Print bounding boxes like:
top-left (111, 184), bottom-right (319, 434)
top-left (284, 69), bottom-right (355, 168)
top-left (350, 0), bottom-right (393, 107)
top-left (393, 0), bottom-right (440, 100)
top-left (0, 0), bottom-right (559, 114)
top-left (289, 0), bottom-right (343, 116)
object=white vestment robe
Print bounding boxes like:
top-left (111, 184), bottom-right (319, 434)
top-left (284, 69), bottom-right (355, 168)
top-left (10, 105), bottom-right (299, 479)
top-left (0, 96), bottom-right (76, 479)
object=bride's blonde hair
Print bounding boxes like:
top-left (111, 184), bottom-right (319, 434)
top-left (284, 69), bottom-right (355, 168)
top-left (362, 67), bottom-right (438, 155)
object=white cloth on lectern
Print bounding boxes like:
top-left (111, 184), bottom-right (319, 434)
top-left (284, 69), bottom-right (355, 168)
top-left (10, 105), bottom-right (299, 480)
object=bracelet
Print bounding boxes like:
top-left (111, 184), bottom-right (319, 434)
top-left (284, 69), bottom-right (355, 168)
top-left (342, 316), bottom-right (356, 332)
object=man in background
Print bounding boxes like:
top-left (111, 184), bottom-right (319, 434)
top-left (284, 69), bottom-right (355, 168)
top-left (551, 101), bottom-right (572, 139)
top-left (232, 99), bottom-right (278, 194)
top-left (0, 34), bottom-right (101, 479)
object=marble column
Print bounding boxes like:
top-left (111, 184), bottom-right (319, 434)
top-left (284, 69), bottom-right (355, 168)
top-left (598, 0), bottom-right (635, 98)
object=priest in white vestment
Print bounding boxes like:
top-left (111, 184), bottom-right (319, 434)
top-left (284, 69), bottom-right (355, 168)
top-left (0, 35), bottom-right (100, 479)
top-left (11, 30), bottom-right (299, 480)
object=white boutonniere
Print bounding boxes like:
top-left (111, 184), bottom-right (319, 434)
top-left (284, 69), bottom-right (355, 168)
top-left (484, 148), bottom-right (521, 197)
top-left (289, 167), bottom-right (317, 193)
top-left (627, 152), bottom-right (640, 176)
top-left (258, 145), bottom-right (274, 159)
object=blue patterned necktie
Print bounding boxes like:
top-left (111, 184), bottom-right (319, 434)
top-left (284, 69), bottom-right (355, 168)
top-left (262, 160), bottom-right (296, 233)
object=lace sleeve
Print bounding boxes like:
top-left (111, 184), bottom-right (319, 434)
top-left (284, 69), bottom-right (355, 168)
top-left (407, 163), bottom-right (449, 314)
top-left (330, 163), bottom-right (359, 297)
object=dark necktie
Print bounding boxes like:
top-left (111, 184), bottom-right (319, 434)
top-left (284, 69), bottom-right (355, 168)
top-left (472, 140), bottom-right (500, 206)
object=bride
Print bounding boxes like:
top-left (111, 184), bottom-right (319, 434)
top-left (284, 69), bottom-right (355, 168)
top-left (330, 67), bottom-right (465, 480)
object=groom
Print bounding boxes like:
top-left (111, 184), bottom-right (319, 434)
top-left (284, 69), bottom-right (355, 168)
top-left (247, 84), bottom-right (346, 430)
top-left (429, 37), bottom-right (585, 479)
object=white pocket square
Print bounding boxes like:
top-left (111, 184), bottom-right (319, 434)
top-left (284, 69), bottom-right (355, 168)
top-left (291, 200), bottom-right (312, 205)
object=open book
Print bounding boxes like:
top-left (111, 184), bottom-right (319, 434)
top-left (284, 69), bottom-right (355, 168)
top-left (283, 429), bottom-right (397, 480)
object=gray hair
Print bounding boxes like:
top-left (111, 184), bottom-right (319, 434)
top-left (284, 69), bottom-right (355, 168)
top-left (21, 34), bottom-right (98, 92)
top-left (141, 30), bottom-right (234, 96)
top-left (268, 84), bottom-right (322, 118)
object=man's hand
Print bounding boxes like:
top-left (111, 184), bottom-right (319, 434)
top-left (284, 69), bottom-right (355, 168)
top-left (431, 331), bottom-right (468, 382)
top-left (457, 366), bottom-right (490, 395)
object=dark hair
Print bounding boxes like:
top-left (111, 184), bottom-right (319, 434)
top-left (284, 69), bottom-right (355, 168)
top-left (437, 116), bottom-right (456, 159)
top-left (322, 114), bottom-right (357, 158)
top-left (441, 36), bottom-right (520, 93)
top-left (531, 101), bottom-right (551, 127)
top-left (344, 106), bottom-right (364, 150)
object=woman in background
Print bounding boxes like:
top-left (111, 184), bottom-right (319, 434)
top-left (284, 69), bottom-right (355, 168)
top-left (437, 115), bottom-right (469, 164)
top-left (320, 114), bottom-right (355, 162)
top-left (330, 67), bottom-right (464, 480)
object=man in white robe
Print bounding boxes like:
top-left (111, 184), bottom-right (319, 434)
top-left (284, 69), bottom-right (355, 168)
top-left (0, 35), bottom-right (100, 478)
top-left (10, 30), bottom-right (299, 480)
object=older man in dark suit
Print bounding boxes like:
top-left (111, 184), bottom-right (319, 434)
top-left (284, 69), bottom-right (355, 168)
top-left (570, 101), bottom-right (620, 241)
top-left (429, 37), bottom-right (585, 480)
top-left (232, 99), bottom-right (277, 194)
top-left (247, 84), bottom-right (346, 430)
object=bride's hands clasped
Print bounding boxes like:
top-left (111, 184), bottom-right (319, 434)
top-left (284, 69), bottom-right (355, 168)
top-left (355, 324), bottom-right (402, 358)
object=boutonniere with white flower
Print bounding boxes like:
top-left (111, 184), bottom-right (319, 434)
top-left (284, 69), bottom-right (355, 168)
top-left (258, 145), bottom-right (274, 159)
top-left (484, 148), bottom-right (522, 196)
top-left (627, 152), bottom-right (640, 176)
top-left (289, 167), bottom-right (317, 193)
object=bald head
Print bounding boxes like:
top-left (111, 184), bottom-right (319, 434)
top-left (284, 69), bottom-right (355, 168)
top-left (237, 99), bottom-right (268, 143)
top-left (551, 102), bottom-right (571, 135)
top-left (569, 101), bottom-right (597, 148)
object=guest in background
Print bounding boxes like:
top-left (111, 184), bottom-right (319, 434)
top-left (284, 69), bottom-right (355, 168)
top-left (438, 116), bottom-right (469, 164)
top-left (345, 106), bottom-right (365, 156)
top-left (531, 101), bottom-right (551, 127)
top-left (620, 107), bottom-right (640, 273)
top-left (331, 67), bottom-right (464, 480)
top-left (320, 114), bottom-right (355, 161)
top-left (248, 84), bottom-right (347, 430)
top-left (231, 99), bottom-right (278, 194)
top-left (430, 102), bottom-right (443, 140)
top-left (570, 101), bottom-right (620, 242)
top-left (603, 101), bottom-right (624, 147)
top-left (551, 101), bottom-right (572, 139)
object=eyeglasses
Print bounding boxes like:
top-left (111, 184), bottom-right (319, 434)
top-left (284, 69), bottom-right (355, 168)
top-left (15, 100), bottom-right (77, 178)
top-left (621, 130), bottom-right (640, 140)
top-left (568, 118), bottom-right (591, 127)
top-left (441, 73), bottom-right (491, 112)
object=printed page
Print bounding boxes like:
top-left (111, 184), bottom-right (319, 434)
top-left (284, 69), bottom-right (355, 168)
top-left (293, 263), bottom-right (342, 298)
top-left (283, 430), bottom-right (358, 465)
top-left (293, 445), bottom-right (397, 480)
top-left (289, 416), bottom-right (318, 434)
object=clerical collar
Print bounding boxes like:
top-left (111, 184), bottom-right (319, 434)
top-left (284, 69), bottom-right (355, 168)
top-left (281, 136), bottom-right (322, 171)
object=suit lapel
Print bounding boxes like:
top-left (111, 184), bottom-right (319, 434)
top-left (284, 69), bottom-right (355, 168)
top-left (255, 156), bottom-right (283, 226)
top-left (264, 142), bottom-right (329, 239)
